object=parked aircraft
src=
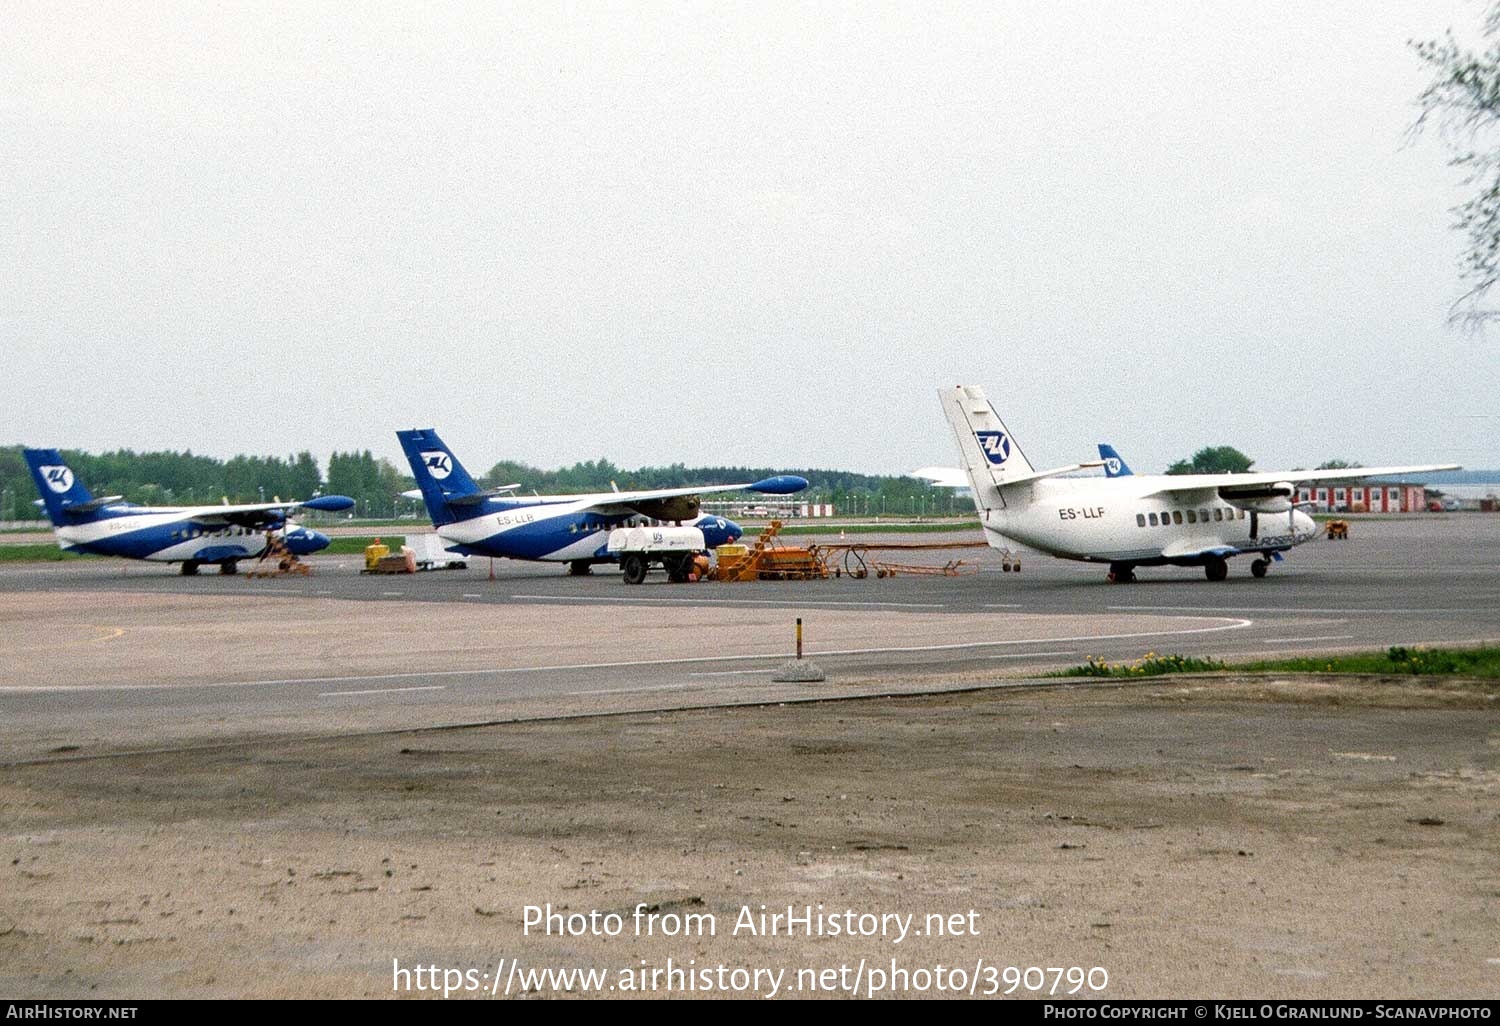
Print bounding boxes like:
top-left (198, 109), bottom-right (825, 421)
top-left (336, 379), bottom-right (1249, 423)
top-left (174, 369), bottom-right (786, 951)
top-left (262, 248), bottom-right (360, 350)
top-left (396, 429), bottom-right (807, 576)
top-left (923, 386), bottom-right (1459, 582)
top-left (22, 448), bottom-right (354, 574)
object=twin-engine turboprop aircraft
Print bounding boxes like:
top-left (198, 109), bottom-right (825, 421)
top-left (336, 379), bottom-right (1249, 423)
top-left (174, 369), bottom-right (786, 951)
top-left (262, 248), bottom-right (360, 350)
top-left (397, 429), bottom-right (807, 575)
top-left (923, 386), bottom-right (1459, 583)
top-left (22, 448), bottom-right (354, 575)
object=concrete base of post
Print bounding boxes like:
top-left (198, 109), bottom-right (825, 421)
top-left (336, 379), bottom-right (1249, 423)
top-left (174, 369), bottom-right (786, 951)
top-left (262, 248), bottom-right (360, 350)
top-left (771, 658), bottom-right (826, 683)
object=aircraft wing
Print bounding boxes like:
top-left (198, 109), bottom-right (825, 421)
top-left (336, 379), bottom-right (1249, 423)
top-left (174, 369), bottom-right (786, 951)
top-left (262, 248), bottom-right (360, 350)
top-left (561, 476), bottom-right (809, 516)
top-left (184, 494), bottom-right (355, 528)
top-left (911, 466), bottom-right (970, 488)
top-left (1137, 464), bottom-right (1461, 499)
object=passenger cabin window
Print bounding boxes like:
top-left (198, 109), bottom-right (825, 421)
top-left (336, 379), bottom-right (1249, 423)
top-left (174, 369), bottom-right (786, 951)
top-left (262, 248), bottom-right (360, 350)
top-left (1186, 510), bottom-right (1196, 524)
top-left (1136, 514), bottom-right (1146, 527)
top-left (1213, 509), bottom-right (1222, 521)
top-left (1148, 513), bottom-right (1159, 526)
top-left (1172, 511), bottom-right (1183, 525)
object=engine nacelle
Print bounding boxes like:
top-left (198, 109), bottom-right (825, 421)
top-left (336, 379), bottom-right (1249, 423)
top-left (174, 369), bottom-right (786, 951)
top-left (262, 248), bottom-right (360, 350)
top-left (1218, 482), bottom-right (1295, 514)
top-left (630, 495), bottom-right (701, 522)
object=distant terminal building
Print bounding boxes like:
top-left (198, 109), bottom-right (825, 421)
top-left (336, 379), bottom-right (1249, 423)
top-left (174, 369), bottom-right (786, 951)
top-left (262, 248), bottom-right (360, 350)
top-left (1296, 481), bottom-right (1427, 513)
top-left (701, 499), bottom-right (834, 518)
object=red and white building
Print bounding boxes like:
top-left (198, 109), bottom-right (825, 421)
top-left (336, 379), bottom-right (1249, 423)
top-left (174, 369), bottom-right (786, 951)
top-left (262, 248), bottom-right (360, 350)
top-left (1296, 482), bottom-right (1427, 513)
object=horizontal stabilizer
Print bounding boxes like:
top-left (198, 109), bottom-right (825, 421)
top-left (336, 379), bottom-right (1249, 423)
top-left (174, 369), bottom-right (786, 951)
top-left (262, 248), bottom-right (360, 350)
top-left (998, 460), bottom-right (1105, 487)
top-left (911, 466), bottom-right (970, 489)
top-left (59, 495), bottom-right (125, 514)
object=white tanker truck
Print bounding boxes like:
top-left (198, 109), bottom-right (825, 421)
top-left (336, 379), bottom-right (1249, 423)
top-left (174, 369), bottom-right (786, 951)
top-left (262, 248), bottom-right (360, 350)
top-left (606, 525), bottom-right (712, 584)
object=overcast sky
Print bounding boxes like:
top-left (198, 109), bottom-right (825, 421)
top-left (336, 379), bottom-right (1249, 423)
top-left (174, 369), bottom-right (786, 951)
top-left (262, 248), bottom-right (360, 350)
top-left (3, 1), bottom-right (1495, 478)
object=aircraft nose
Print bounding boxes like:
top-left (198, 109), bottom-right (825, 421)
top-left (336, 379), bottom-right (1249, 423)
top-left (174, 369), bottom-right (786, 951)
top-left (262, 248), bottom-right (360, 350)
top-left (701, 517), bottom-right (741, 547)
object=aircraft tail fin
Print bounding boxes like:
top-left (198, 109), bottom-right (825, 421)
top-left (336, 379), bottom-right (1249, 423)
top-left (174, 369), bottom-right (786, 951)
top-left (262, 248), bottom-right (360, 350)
top-left (395, 429), bottom-right (483, 527)
top-left (1098, 444), bottom-right (1133, 477)
top-left (938, 385), bottom-right (1037, 507)
top-left (22, 448), bottom-right (98, 525)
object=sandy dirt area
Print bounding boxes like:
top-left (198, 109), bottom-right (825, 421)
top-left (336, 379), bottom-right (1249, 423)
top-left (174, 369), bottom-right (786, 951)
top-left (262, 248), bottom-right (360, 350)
top-left (2, 674), bottom-right (1496, 999)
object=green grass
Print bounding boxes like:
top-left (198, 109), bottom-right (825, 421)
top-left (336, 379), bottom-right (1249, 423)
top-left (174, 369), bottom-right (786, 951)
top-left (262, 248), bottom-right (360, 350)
top-left (758, 519), bottom-right (979, 536)
top-left (1239, 645), bottom-right (1500, 678)
top-left (1053, 646), bottom-right (1500, 680)
top-left (1054, 653), bottom-right (1229, 678)
top-left (323, 536), bottom-right (389, 554)
top-left (0, 544), bottom-right (85, 561)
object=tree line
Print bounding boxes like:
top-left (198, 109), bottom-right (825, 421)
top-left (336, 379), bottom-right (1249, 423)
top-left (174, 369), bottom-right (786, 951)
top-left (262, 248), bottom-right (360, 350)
top-left (0, 446), bottom-right (406, 522)
top-left (0, 446), bottom-right (959, 523)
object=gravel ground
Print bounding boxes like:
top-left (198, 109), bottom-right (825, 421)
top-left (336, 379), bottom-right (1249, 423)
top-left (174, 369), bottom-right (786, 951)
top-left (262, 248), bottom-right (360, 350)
top-left (2, 674), bottom-right (1496, 999)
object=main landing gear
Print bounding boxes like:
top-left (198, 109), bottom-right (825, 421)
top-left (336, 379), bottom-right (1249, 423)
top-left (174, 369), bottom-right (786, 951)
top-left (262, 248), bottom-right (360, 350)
top-left (567, 560), bottom-right (593, 576)
top-left (1106, 562), bottom-right (1136, 584)
top-left (1204, 556), bottom-right (1229, 582)
top-left (180, 561), bottom-right (199, 576)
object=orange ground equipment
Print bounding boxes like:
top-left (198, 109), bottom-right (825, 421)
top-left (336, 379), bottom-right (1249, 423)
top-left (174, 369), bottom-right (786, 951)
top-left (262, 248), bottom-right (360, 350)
top-left (807, 540), bottom-right (989, 578)
top-left (1325, 520), bottom-right (1350, 540)
top-left (712, 520), bottom-right (827, 581)
top-left (246, 531), bottom-right (313, 578)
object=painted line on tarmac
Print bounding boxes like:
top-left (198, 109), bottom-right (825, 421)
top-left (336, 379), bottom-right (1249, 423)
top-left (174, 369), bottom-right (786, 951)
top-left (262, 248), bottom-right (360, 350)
top-left (1108, 605), bottom-right (1467, 615)
top-left (0, 617), bottom-right (1251, 693)
top-left (509, 594), bottom-right (947, 609)
top-left (567, 683), bottom-right (708, 697)
top-left (1258, 635), bottom-right (1355, 644)
top-left (320, 685), bottom-right (448, 697)
top-left (688, 668), bottom-right (781, 677)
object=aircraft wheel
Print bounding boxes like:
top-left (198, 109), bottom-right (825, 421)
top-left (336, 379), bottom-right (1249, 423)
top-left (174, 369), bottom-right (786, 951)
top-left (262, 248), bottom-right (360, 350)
top-left (219, 561), bottom-right (238, 576)
top-left (568, 560), bottom-right (592, 576)
top-left (1204, 557), bottom-right (1228, 582)
top-left (621, 553), bottom-right (648, 585)
top-left (180, 561), bottom-right (200, 576)
top-left (1107, 563), bottom-right (1136, 584)
top-left (1250, 559), bottom-right (1269, 579)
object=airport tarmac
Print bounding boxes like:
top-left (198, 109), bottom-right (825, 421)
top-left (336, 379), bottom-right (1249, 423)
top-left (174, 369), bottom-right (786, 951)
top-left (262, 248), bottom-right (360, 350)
top-left (0, 516), bottom-right (1497, 760)
top-left (0, 516), bottom-right (1496, 998)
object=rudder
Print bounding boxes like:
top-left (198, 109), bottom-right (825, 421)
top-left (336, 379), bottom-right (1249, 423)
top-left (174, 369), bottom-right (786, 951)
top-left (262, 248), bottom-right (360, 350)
top-left (396, 429), bottom-right (481, 527)
top-left (938, 385), bottom-right (1037, 506)
top-left (22, 448), bottom-right (96, 525)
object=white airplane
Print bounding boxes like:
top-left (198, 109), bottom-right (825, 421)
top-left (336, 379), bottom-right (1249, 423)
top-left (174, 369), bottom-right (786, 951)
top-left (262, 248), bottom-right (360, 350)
top-left (921, 385), bottom-right (1460, 582)
top-left (23, 447), bottom-right (355, 575)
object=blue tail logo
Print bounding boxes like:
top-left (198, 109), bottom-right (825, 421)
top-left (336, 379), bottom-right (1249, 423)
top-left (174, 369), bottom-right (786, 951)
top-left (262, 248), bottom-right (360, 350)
top-left (1097, 444), bottom-right (1133, 478)
top-left (41, 465), bottom-right (75, 493)
top-left (976, 431), bottom-right (1011, 465)
top-left (421, 451), bottom-right (453, 480)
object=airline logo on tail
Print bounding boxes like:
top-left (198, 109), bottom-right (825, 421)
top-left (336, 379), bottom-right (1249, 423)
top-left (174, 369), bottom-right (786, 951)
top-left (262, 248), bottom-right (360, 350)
top-left (420, 452), bottom-right (453, 480)
top-left (40, 466), bottom-right (74, 493)
top-left (976, 431), bottom-right (1011, 466)
top-left (1104, 457), bottom-right (1122, 476)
